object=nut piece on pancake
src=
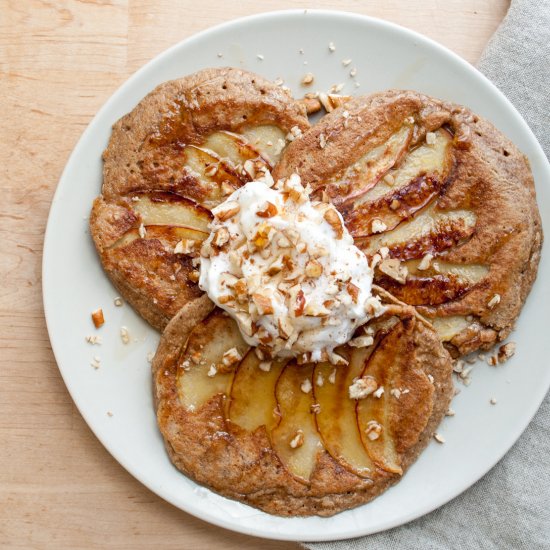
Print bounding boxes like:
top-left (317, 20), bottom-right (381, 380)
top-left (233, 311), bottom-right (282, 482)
top-left (90, 68), bottom-right (310, 331)
top-left (273, 90), bottom-right (542, 357)
top-left (152, 289), bottom-right (453, 517)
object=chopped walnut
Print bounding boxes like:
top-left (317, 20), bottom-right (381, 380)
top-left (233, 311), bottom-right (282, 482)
top-left (365, 420), bottom-right (382, 441)
top-left (222, 347), bottom-right (242, 368)
top-left (379, 258), bottom-right (408, 284)
top-left (207, 364), bottom-right (217, 377)
top-left (323, 208), bottom-right (343, 239)
top-left (417, 253), bottom-right (433, 271)
top-left (256, 201), bottom-right (278, 218)
top-left (300, 378), bottom-right (312, 394)
top-left (433, 433), bottom-right (446, 444)
top-left (373, 386), bottom-right (385, 398)
top-left (174, 239), bottom-right (196, 254)
top-left (289, 430), bottom-right (304, 449)
top-left (138, 223), bottom-right (146, 239)
top-left (371, 219), bottom-right (387, 234)
top-left (213, 201), bottom-right (240, 221)
top-left (348, 335), bottom-right (374, 348)
top-left (252, 292), bottom-right (274, 315)
top-left (120, 326), bottom-right (130, 345)
top-left (113, 297), bottom-right (123, 307)
top-left (488, 294), bottom-right (501, 309)
top-left (497, 342), bottom-right (516, 363)
top-left (258, 361), bottom-right (272, 372)
top-left (301, 72), bottom-right (314, 85)
top-left (349, 376), bottom-right (378, 399)
top-left (212, 227), bottom-right (230, 248)
top-left (305, 259), bottom-right (323, 278)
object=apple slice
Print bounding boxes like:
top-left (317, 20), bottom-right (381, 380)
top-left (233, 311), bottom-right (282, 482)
top-left (405, 259), bottom-right (489, 283)
top-left (131, 193), bottom-right (211, 232)
top-left (357, 204), bottom-right (477, 260)
top-left (356, 319), bottom-right (432, 474)
top-left (177, 311), bottom-right (250, 412)
top-left (313, 349), bottom-right (375, 478)
top-left (202, 130), bottom-right (269, 168)
top-left (241, 125), bottom-right (287, 164)
top-left (328, 125), bottom-right (413, 205)
top-left (346, 174), bottom-right (444, 237)
top-left (228, 353), bottom-right (287, 432)
top-left (353, 128), bottom-right (453, 206)
top-left (271, 363), bottom-right (323, 483)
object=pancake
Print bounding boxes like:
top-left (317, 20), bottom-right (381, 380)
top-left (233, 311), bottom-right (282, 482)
top-left (274, 90), bottom-right (542, 356)
top-left (153, 288), bottom-right (453, 517)
top-left (90, 68), bottom-right (309, 330)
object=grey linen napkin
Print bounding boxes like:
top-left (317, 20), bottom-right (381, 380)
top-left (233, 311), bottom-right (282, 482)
top-left (303, 1), bottom-right (550, 548)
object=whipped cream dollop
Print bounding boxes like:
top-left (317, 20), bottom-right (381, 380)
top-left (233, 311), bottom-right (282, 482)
top-left (198, 174), bottom-right (384, 364)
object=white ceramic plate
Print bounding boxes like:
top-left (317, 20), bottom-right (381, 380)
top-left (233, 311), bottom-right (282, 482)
top-left (43, 10), bottom-right (550, 542)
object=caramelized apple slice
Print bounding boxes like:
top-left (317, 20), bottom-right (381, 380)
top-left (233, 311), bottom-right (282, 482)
top-left (356, 321), bottom-right (411, 474)
top-left (203, 130), bottom-right (271, 169)
top-left (313, 350), bottom-right (375, 477)
top-left (241, 125), bottom-right (287, 164)
top-left (228, 353), bottom-right (287, 432)
top-left (328, 125), bottom-right (413, 205)
top-left (358, 204), bottom-right (477, 260)
top-left (354, 128), bottom-right (453, 206)
top-left (131, 193), bottom-right (211, 232)
top-left (108, 224), bottom-right (207, 251)
top-left (177, 311), bottom-right (249, 412)
top-left (271, 363), bottom-right (322, 483)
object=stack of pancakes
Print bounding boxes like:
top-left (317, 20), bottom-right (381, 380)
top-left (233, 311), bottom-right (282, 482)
top-left (90, 68), bottom-right (542, 516)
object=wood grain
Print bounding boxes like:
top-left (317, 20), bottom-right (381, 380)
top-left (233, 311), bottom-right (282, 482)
top-left (0, 1), bottom-right (508, 548)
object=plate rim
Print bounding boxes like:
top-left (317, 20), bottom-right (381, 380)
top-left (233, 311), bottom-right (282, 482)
top-left (42, 8), bottom-right (550, 542)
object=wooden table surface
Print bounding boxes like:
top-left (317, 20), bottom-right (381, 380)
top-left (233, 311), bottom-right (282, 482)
top-left (0, 1), bottom-right (509, 548)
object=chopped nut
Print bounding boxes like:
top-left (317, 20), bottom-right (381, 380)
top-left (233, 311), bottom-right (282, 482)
top-left (389, 199), bottom-right (400, 210)
top-left (365, 420), bottom-right (382, 441)
top-left (323, 208), bottom-right (343, 239)
top-left (258, 361), bottom-right (272, 372)
top-left (487, 355), bottom-right (498, 366)
top-left (310, 403), bottom-right (321, 414)
top-left (371, 219), bottom-right (387, 233)
top-left (342, 58), bottom-right (352, 66)
top-left (319, 133), bottom-right (327, 149)
top-left (348, 335), bottom-right (374, 348)
top-left (434, 433), bottom-right (446, 444)
top-left (418, 253), bottom-right (434, 271)
top-left (488, 294), bottom-right (501, 309)
top-left (383, 173), bottom-right (395, 186)
top-left (90, 356), bottom-right (101, 369)
top-left (301, 378), bottom-right (312, 394)
top-left (91, 308), bottom-right (105, 329)
top-left (328, 41), bottom-right (336, 52)
top-left (427, 374), bottom-right (435, 384)
top-left (278, 316), bottom-right (294, 339)
top-left (330, 83), bottom-right (345, 93)
top-left (213, 201), bottom-right (240, 221)
top-left (328, 369), bottom-right (337, 384)
top-left (212, 227), bottom-right (230, 249)
top-left (453, 359), bottom-right (465, 373)
top-left (390, 388), bottom-right (402, 399)
top-left (378, 258), bottom-right (408, 284)
top-left (113, 297), bottom-right (123, 307)
top-left (305, 259), bottom-right (323, 278)
top-left (289, 430), bottom-right (304, 449)
top-left (120, 326), bottom-right (130, 345)
top-left (349, 376), bottom-right (378, 399)
top-left (221, 180), bottom-right (235, 196)
top-left (256, 201), bottom-right (278, 218)
top-left (189, 270), bottom-right (200, 283)
top-left (445, 408), bottom-right (456, 417)
top-left (174, 238), bottom-right (196, 254)
top-left (497, 342), bottom-right (516, 363)
top-left (316, 373), bottom-right (324, 387)
top-left (346, 282), bottom-right (360, 303)
top-left (222, 347), bottom-right (242, 368)
top-left (207, 364), bottom-right (217, 377)
top-left (373, 386), bottom-right (385, 398)
top-left (490, 397), bottom-right (497, 405)
top-left (138, 223), bottom-right (146, 239)
top-left (85, 335), bottom-right (102, 345)
top-left (301, 72), bottom-right (314, 85)
top-left (252, 292), bottom-right (274, 315)
top-left (349, 67), bottom-right (357, 77)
